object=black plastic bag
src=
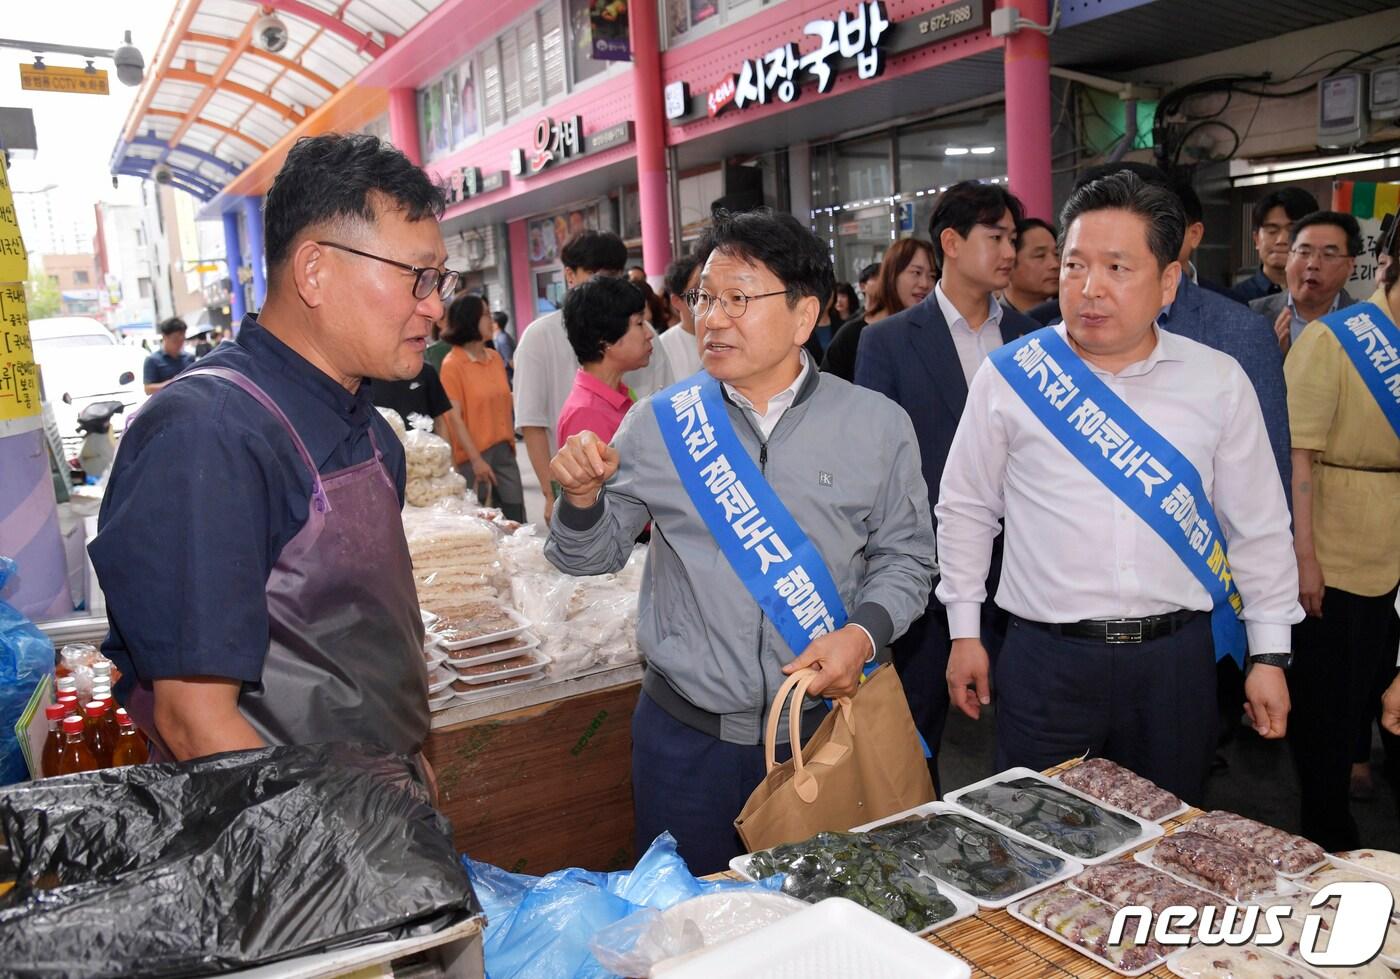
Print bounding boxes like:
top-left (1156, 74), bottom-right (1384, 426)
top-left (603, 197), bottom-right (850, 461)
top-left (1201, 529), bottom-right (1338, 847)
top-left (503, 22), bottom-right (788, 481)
top-left (0, 743), bottom-right (481, 978)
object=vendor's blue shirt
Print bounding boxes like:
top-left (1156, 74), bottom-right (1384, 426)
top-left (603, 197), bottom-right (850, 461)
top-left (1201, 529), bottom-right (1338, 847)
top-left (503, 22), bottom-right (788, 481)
top-left (142, 348), bottom-right (195, 385)
top-left (92, 314), bottom-right (408, 700)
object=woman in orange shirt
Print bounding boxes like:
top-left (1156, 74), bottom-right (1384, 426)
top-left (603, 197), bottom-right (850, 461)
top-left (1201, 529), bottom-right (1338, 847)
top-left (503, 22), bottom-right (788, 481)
top-left (439, 294), bottom-right (525, 522)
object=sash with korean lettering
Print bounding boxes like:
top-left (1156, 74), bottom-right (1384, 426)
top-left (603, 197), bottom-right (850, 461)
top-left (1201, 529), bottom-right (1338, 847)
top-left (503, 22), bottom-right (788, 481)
top-left (654, 372), bottom-right (849, 656)
top-left (989, 327), bottom-right (1248, 665)
top-left (1318, 302), bottom-right (1400, 438)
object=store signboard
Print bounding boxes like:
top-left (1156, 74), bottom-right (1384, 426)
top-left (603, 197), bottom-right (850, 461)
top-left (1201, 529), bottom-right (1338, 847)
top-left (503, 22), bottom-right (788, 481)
top-left (19, 64), bottom-right (109, 95)
top-left (685, 0), bottom-right (988, 124)
top-left (445, 166), bottom-right (511, 206)
top-left (665, 81), bottom-right (690, 120)
top-left (511, 115), bottom-right (584, 177)
top-left (587, 120), bottom-right (634, 153)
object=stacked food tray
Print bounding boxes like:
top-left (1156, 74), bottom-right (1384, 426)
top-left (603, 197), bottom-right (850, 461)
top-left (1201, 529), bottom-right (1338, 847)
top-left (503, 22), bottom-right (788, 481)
top-left (421, 612), bottom-right (548, 712)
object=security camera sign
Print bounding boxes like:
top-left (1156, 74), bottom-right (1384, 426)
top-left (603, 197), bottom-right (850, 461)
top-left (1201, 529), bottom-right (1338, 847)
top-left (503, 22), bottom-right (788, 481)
top-left (19, 64), bottom-right (110, 95)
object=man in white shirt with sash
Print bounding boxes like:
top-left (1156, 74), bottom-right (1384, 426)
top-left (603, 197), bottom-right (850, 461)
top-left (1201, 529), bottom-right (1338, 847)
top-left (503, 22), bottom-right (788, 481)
top-left (544, 209), bottom-right (936, 873)
top-left (939, 171), bottom-right (1301, 803)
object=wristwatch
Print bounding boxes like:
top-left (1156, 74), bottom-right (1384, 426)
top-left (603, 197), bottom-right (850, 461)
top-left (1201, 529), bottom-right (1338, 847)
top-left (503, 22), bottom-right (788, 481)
top-left (1248, 653), bottom-right (1294, 671)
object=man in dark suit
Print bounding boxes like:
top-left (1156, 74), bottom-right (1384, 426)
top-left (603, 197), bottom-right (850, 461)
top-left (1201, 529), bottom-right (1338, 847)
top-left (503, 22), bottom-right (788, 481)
top-left (854, 182), bottom-right (1037, 787)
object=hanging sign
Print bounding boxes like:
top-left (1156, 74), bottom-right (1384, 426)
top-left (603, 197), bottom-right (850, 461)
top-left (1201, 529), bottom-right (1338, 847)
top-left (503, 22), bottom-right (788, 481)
top-left (0, 155), bottom-right (27, 283)
top-left (588, 0), bottom-right (631, 62)
top-left (19, 64), bottom-right (110, 95)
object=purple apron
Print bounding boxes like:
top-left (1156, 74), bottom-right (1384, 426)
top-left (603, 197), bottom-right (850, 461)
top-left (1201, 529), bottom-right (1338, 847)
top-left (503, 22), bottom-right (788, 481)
top-left (127, 366), bottom-right (428, 757)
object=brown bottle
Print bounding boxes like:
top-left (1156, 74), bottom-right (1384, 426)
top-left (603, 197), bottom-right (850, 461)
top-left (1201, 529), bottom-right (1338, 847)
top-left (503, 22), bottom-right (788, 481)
top-left (111, 709), bottom-right (148, 767)
top-left (82, 701), bottom-right (113, 768)
top-left (56, 716), bottom-right (99, 775)
top-left (41, 703), bottom-right (68, 777)
top-left (92, 691), bottom-right (121, 757)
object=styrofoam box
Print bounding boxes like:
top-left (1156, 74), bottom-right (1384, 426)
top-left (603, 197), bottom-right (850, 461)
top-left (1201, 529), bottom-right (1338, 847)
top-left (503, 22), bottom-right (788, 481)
top-left (653, 897), bottom-right (972, 979)
top-left (944, 767), bottom-right (1165, 866)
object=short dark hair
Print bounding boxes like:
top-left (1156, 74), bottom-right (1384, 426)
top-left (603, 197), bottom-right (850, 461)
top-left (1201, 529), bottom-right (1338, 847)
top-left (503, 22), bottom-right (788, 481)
top-left (1171, 179), bottom-right (1205, 225)
top-left (1251, 186), bottom-right (1320, 232)
top-left (857, 263), bottom-right (880, 286)
top-left (664, 250), bottom-right (706, 297)
top-left (1077, 161), bottom-right (1205, 226)
top-left (158, 316), bottom-right (188, 336)
top-left (1014, 217), bottom-right (1057, 253)
top-left (559, 231), bottom-right (627, 274)
top-left (443, 294), bottom-right (488, 345)
top-left (706, 207), bottom-right (834, 311)
top-left (833, 282), bottom-right (860, 312)
top-left (264, 133), bottom-right (445, 273)
top-left (928, 181), bottom-right (1025, 270)
top-left (562, 276), bottom-right (647, 364)
top-left (1059, 170), bottom-right (1185, 271)
top-left (1289, 210), bottom-right (1363, 258)
top-left (492, 310), bottom-right (509, 330)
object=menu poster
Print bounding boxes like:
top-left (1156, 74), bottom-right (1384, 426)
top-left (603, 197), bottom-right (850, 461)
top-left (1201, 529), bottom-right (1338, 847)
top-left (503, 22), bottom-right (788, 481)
top-left (0, 154), bottom-right (28, 283)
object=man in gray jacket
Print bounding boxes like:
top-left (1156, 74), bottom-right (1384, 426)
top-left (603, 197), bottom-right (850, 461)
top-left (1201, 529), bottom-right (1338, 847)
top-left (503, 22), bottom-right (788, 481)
top-left (546, 209), bottom-right (936, 873)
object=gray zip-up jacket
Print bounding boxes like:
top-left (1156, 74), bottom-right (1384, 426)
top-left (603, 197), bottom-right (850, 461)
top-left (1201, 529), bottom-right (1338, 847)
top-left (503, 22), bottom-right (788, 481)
top-left (545, 367), bottom-right (936, 745)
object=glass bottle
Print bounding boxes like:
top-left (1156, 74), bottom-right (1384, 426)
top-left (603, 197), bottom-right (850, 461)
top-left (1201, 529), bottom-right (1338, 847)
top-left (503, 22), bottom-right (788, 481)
top-left (42, 703), bottom-right (69, 777)
top-left (83, 701), bottom-right (113, 768)
top-left (111, 710), bottom-right (148, 767)
top-left (57, 716), bottom-right (99, 775)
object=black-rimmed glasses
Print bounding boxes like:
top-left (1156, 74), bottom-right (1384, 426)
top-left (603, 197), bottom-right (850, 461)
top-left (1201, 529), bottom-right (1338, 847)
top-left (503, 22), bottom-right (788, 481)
top-left (684, 288), bottom-right (787, 318)
top-left (316, 241), bottom-right (460, 300)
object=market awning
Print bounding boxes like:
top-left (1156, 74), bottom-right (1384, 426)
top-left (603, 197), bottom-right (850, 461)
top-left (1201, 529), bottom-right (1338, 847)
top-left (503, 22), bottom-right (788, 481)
top-left (110, 0), bottom-right (446, 202)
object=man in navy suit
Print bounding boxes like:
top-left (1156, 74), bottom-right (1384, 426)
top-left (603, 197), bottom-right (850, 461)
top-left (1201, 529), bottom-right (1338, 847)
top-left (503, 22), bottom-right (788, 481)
top-left (855, 182), bottom-right (1038, 786)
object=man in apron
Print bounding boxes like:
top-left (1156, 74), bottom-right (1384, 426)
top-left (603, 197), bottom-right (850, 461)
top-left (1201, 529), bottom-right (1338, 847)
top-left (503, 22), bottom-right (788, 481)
top-left (90, 134), bottom-right (451, 765)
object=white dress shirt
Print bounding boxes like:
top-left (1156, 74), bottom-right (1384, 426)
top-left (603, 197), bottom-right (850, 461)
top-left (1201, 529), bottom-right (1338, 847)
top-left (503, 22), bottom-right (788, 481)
top-left (935, 323), bottom-right (1302, 655)
top-left (658, 322), bottom-right (704, 380)
top-left (1286, 290), bottom-right (1344, 345)
top-left (936, 282), bottom-right (1006, 388)
top-left (512, 309), bottom-right (675, 451)
top-left (723, 351), bottom-right (810, 439)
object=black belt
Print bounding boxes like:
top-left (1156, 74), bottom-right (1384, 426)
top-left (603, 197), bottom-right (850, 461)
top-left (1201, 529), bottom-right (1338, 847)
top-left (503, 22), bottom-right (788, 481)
top-left (1319, 461), bottom-right (1400, 474)
top-left (1015, 609), bottom-right (1203, 644)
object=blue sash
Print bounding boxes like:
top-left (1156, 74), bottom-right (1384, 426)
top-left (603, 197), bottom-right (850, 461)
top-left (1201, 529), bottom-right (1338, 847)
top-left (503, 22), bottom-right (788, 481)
top-left (990, 328), bottom-right (1248, 666)
top-left (653, 372), bottom-right (847, 654)
top-left (1318, 301), bottom-right (1400, 439)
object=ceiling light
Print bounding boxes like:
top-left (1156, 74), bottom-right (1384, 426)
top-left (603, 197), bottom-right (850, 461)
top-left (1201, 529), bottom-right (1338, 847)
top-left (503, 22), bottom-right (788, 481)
top-left (944, 147), bottom-right (970, 156)
top-left (971, 146), bottom-right (997, 154)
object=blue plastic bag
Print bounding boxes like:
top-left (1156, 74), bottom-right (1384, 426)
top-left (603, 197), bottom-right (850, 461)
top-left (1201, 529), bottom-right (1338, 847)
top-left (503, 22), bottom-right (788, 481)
top-left (463, 832), bottom-right (782, 979)
top-left (0, 557), bottom-right (57, 784)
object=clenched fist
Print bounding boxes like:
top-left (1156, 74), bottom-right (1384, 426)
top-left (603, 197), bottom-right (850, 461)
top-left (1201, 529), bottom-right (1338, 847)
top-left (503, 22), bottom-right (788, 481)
top-left (550, 431), bottom-right (620, 509)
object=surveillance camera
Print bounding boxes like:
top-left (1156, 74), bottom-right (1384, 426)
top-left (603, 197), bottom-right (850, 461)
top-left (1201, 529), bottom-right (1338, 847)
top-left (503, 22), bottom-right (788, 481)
top-left (152, 164), bottom-right (173, 186)
top-left (113, 30), bottom-right (144, 87)
top-left (255, 13), bottom-right (289, 53)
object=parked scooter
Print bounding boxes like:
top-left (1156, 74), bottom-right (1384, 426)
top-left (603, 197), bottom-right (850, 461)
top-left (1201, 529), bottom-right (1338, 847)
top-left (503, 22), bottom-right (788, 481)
top-left (72, 400), bottom-right (125, 482)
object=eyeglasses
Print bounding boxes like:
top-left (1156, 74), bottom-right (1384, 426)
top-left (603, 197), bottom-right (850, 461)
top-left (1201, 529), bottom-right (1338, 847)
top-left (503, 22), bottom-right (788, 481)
top-left (316, 241), bottom-right (460, 300)
top-left (683, 288), bottom-right (787, 318)
top-left (1288, 245), bottom-right (1352, 264)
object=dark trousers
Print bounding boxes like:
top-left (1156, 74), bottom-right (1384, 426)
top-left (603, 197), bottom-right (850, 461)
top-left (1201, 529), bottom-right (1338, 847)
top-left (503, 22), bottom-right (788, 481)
top-left (1288, 586), bottom-right (1400, 852)
top-left (994, 613), bottom-right (1218, 805)
top-left (631, 691), bottom-right (823, 876)
top-left (892, 587), bottom-right (1007, 796)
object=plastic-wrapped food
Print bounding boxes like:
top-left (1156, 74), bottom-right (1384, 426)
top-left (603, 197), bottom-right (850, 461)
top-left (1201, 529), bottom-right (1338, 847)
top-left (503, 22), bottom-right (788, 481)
top-left (58, 642), bottom-right (113, 704)
top-left (1069, 861), bottom-right (1222, 917)
top-left (406, 469), bottom-right (467, 508)
top-left (1169, 945), bottom-right (1314, 979)
top-left (1149, 831), bottom-right (1276, 901)
top-left (1015, 884), bottom-right (1168, 971)
top-left (0, 558), bottom-right (56, 785)
top-left (1296, 864), bottom-right (1400, 905)
top-left (745, 830), bottom-right (960, 932)
top-left (1059, 757), bottom-right (1182, 821)
top-left (376, 405), bottom-right (407, 441)
top-left (864, 812), bottom-right (1066, 903)
top-left (1267, 892), bottom-right (1400, 965)
top-left (403, 509), bottom-right (505, 610)
top-left (1188, 811), bottom-right (1324, 875)
top-left (956, 776), bottom-right (1142, 859)
top-left (403, 413), bottom-right (453, 481)
top-left (1334, 848), bottom-right (1400, 879)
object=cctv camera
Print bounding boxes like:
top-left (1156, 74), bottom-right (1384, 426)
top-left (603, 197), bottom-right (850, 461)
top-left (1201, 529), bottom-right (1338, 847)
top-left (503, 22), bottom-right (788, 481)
top-left (113, 30), bottom-right (144, 87)
top-left (255, 13), bottom-right (289, 53)
top-left (153, 164), bottom-right (173, 186)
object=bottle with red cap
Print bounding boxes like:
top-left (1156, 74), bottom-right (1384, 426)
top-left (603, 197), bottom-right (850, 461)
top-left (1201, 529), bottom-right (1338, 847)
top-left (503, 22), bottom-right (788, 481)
top-left (111, 709), bottom-right (148, 767)
top-left (82, 701), bottom-right (113, 768)
top-left (42, 703), bottom-right (70, 777)
top-left (91, 686), bottom-right (121, 757)
top-left (56, 716), bottom-right (99, 775)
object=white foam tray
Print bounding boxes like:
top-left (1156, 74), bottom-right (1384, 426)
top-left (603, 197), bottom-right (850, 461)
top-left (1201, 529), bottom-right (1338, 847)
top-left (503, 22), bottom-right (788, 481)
top-left (1006, 892), bottom-right (1168, 977)
top-left (453, 650), bottom-right (551, 685)
top-left (438, 608), bottom-right (531, 650)
top-left (944, 767), bottom-right (1165, 866)
top-left (653, 897), bottom-right (972, 979)
top-left (732, 801), bottom-right (1082, 912)
top-left (1051, 765), bottom-right (1190, 824)
top-left (1164, 942), bottom-right (1317, 979)
top-left (443, 631), bottom-right (540, 668)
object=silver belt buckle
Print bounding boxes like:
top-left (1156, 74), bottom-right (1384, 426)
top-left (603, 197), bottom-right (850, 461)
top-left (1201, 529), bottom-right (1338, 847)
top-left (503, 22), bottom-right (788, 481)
top-left (1104, 618), bottom-right (1144, 644)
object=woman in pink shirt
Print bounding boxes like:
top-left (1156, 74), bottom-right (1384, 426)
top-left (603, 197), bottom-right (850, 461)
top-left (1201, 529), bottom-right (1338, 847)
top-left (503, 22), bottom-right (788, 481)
top-left (557, 276), bottom-right (654, 445)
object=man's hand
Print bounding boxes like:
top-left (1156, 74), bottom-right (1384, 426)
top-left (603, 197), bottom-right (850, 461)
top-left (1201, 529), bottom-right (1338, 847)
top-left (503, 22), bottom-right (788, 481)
top-left (1243, 663), bottom-right (1290, 739)
top-left (1382, 674), bottom-right (1400, 736)
top-left (783, 625), bottom-right (870, 699)
top-left (947, 638), bottom-right (991, 721)
top-left (1273, 308), bottom-right (1292, 353)
top-left (470, 454), bottom-right (497, 487)
top-left (549, 431), bottom-right (620, 509)
top-left (1297, 550), bottom-right (1326, 618)
top-left (541, 492), bottom-right (555, 525)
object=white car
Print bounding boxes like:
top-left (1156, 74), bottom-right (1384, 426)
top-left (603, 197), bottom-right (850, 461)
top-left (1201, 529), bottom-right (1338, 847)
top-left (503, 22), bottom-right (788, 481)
top-left (31, 317), bottom-right (149, 459)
